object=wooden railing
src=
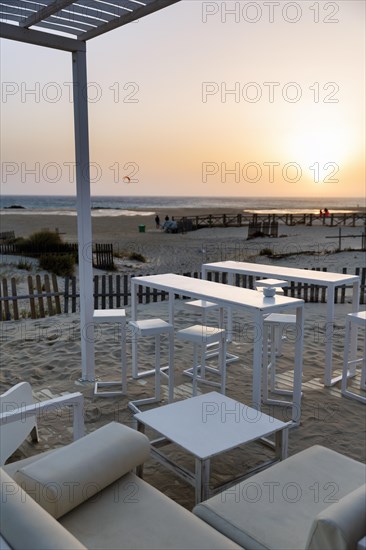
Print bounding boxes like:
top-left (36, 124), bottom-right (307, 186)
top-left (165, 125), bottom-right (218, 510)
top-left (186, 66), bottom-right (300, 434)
top-left (175, 212), bottom-right (366, 230)
top-left (0, 267), bottom-right (365, 321)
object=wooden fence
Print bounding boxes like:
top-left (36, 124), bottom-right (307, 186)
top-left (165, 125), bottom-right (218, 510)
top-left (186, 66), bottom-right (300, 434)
top-left (0, 267), bottom-right (365, 321)
top-left (175, 212), bottom-right (366, 230)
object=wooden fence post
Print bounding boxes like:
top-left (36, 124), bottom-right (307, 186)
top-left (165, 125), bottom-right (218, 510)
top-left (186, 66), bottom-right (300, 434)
top-left (2, 278), bottom-right (10, 321)
top-left (28, 276), bottom-right (36, 319)
top-left (52, 274), bottom-right (61, 314)
top-left (11, 278), bottom-right (19, 320)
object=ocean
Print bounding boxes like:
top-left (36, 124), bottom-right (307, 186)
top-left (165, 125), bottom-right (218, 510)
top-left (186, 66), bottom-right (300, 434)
top-left (0, 195), bottom-right (364, 217)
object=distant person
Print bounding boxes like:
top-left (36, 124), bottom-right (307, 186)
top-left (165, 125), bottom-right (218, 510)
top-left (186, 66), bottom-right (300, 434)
top-left (155, 214), bottom-right (160, 229)
top-left (324, 208), bottom-right (330, 217)
top-left (319, 209), bottom-right (323, 218)
top-left (165, 215), bottom-right (169, 222)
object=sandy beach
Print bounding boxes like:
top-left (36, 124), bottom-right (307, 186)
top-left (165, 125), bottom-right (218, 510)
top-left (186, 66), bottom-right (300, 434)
top-left (0, 210), bottom-right (365, 511)
top-left (1, 207), bottom-right (365, 276)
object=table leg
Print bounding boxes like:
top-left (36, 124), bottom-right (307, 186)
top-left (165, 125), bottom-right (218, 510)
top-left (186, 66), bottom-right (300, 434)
top-left (168, 291), bottom-right (174, 325)
top-left (275, 427), bottom-right (289, 461)
top-left (325, 283), bottom-right (360, 386)
top-left (136, 421), bottom-right (145, 478)
top-left (252, 310), bottom-right (263, 411)
top-left (349, 281), bottom-right (361, 367)
top-left (168, 328), bottom-right (175, 402)
top-left (324, 286), bottom-right (335, 386)
top-left (227, 272), bottom-right (234, 343)
top-left (292, 305), bottom-right (304, 425)
top-left (131, 280), bottom-right (138, 379)
top-left (195, 457), bottom-right (210, 504)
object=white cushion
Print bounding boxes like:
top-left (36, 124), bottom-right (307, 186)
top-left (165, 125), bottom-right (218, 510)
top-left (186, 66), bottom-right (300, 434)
top-left (60, 472), bottom-right (242, 550)
top-left (14, 422), bottom-right (150, 519)
top-left (0, 468), bottom-right (86, 549)
top-left (194, 445), bottom-right (366, 550)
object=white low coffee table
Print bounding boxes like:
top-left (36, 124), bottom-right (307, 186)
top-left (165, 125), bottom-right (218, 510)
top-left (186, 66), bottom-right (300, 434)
top-left (135, 392), bottom-right (290, 504)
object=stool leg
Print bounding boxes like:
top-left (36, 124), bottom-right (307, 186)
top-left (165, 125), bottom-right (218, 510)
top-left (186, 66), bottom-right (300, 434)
top-left (168, 329), bottom-right (174, 402)
top-left (270, 324), bottom-right (277, 392)
top-left (121, 322), bottom-right (127, 393)
top-left (219, 331), bottom-right (227, 395)
top-left (155, 334), bottom-right (161, 402)
top-left (201, 311), bottom-right (207, 376)
top-left (201, 333), bottom-right (206, 381)
top-left (192, 343), bottom-right (198, 397)
top-left (132, 325), bottom-right (138, 379)
top-left (263, 324), bottom-right (270, 402)
top-left (275, 325), bottom-right (283, 356)
top-left (361, 330), bottom-right (366, 389)
top-left (341, 318), bottom-right (351, 395)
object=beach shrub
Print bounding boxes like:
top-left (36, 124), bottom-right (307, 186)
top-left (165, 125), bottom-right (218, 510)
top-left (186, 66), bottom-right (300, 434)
top-left (16, 230), bottom-right (62, 251)
top-left (114, 250), bottom-right (146, 263)
top-left (17, 260), bottom-right (32, 271)
top-left (259, 248), bottom-right (273, 256)
top-left (15, 230), bottom-right (78, 258)
top-left (39, 253), bottom-right (75, 276)
top-left (128, 252), bottom-right (146, 263)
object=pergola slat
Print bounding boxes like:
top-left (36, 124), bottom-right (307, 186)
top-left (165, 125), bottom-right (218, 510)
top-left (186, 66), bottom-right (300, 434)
top-left (0, 21), bottom-right (86, 50)
top-left (46, 13), bottom-right (97, 31)
top-left (32, 19), bottom-right (86, 35)
top-left (80, 0), bottom-right (179, 41)
top-left (20, 0), bottom-right (75, 28)
top-left (0, 0), bottom-right (179, 41)
top-left (74, 0), bottom-right (135, 18)
top-left (0, 4), bottom-right (35, 18)
top-left (0, 12), bottom-right (23, 23)
top-left (59, 5), bottom-right (115, 24)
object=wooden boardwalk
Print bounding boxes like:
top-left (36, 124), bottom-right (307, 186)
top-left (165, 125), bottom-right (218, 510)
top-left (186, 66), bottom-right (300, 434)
top-left (175, 212), bottom-right (366, 231)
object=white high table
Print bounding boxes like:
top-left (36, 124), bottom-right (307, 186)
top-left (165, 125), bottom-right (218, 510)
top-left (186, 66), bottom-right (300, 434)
top-left (202, 261), bottom-right (361, 386)
top-left (131, 273), bottom-right (304, 424)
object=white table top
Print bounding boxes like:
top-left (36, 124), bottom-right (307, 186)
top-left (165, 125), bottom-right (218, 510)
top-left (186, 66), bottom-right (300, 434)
top-left (132, 273), bottom-right (303, 312)
top-left (202, 261), bottom-right (360, 286)
top-left (135, 392), bottom-right (289, 460)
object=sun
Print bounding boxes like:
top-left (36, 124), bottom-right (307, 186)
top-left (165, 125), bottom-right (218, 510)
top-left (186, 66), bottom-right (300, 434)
top-left (286, 128), bottom-right (354, 184)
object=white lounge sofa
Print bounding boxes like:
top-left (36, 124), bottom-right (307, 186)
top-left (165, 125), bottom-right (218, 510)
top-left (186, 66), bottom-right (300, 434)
top-left (193, 445), bottom-right (366, 550)
top-left (1, 422), bottom-right (240, 550)
top-left (1, 422), bottom-right (365, 550)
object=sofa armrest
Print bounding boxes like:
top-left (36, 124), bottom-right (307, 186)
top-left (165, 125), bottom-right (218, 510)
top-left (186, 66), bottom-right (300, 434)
top-left (0, 392), bottom-right (85, 441)
top-left (306, 485), bottom-right (366, 550)
top-left (0, 469), bottom-right (86, 549)
top-left (14, 422), bottom-right (150, 519)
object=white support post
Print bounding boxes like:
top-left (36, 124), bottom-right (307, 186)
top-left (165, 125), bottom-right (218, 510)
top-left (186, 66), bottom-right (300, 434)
top-left (72, 48), bottom-right (95, 381)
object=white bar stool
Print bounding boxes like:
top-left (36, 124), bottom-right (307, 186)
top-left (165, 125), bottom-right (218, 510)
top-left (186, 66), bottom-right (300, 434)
top-left (176, 324), bottom-right (226, 396)
top-left (255, 278), bottom-right (289, 295)
top-left (129, 318), bottom-right (174, 413)
top-left (184, 299), bottom-right (238, 366)
top-left (93, 309), bottom-right (127, 397)
top-left (255, 279), bottom-right (293, 357)
top-left (263, 312), bottom-right (297, 405)
top-left (341, 311), bottom-right (366, 404)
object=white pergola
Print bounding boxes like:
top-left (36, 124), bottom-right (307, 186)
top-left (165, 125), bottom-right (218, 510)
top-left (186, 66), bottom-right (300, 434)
top-left (0, 0), bottom-right (180, 381)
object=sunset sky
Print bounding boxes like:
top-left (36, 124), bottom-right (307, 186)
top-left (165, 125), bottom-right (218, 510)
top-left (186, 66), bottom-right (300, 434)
top-left (0, 0), bottom-right (365, 198)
